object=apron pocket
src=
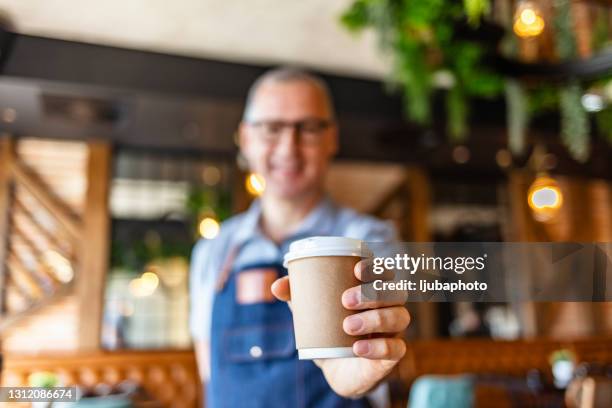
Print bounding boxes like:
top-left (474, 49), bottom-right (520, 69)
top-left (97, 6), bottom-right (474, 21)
top-left (223, 323), bottom-right (296, 363)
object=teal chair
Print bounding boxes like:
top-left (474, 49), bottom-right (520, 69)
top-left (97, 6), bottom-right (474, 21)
top-left (409, 375), bottom-right (475, 408)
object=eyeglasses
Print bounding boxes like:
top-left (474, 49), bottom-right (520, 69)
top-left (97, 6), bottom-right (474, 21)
top-left (245, 118), bottom-right (334, 145)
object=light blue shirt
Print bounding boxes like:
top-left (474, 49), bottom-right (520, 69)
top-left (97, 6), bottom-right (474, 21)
top-left (189, 196), bottom-right (397, 341)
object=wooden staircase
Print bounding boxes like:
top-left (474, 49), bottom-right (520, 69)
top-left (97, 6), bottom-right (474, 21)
top-left (0, 137), bottom-right (110, 351)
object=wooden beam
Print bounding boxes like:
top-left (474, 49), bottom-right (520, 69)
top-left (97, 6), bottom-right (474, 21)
top-left (0, 137), bottom-right (15, 315)
top-left (11, 224), bottom-right (63, 288)
top-left (507, 171), bottom-right (543, 338)
top-left (589, 182), bottom-right (612, 335)
top-left (0, 284), bottom-right (73, 333)
top-left (10, 160), bottom-right (82, 242)
top-left (12, 197), bottom-right (75, 261)
top-left (77, 141), bottom-right (111, 350)
top-left (572, 0), bottom-right (593, 59)
top-left (231, 167), bottom-right (251, 214)
top-left (6, 252), bottom-right (45, 300)
top-left (403, 168), bottom-right (440, 339)
top-left (404, 168), bottom-right (431, 242)
top-left (4, 273), bottom-right (34, 311)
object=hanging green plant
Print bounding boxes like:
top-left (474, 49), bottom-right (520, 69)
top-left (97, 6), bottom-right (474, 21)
top-left (464, 0), bottom-right (490, 27)
top-left (341, 0), bottom-right (503, 141)
top-left (341, 0), bottom-right (611, 162)
top-left (583, 77), bottom-right (612, 143)
top-left (505, 78), bottom-right (528, 155)
top-left (552, 0), bottom-right (591, 162)
top-left (553, 0), bottom-right (576, 61)
top-left (559, 82), bottom-right (591, 161)
top-left (596, 107), bottom-right (612, 144)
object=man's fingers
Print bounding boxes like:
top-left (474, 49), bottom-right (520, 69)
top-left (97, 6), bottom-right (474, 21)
top-left (271, 276), bottom-right (291, 302)
top-left (343, 306), bottom-right (410, 336)
top-left (342, 285), bottom-right (407, 310)
top-left (352, 337), bottom-right (406, 361)
top-left (354, 259), bottom-right (371, 281)
top-left (354, 259), bottom-right (394, 282)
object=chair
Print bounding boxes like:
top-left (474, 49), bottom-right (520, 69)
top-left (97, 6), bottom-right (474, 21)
top-left (408, 375), bottom-right (474, 408)
top-left (567, 377), bottom-right (612, 408)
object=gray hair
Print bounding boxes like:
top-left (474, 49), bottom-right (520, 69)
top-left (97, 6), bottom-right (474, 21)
top-left (242, 67), bottom-right (336, 121)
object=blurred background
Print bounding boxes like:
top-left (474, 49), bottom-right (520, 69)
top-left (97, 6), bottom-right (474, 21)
top-left (0, 0), bottom-right (611, 407)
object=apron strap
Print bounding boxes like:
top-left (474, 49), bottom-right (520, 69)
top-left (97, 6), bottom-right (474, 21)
top-left (215, 244), bottom-right (239, 292)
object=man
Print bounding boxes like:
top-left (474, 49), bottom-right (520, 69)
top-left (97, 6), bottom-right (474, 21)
top-left (190, 67), bottom-right (410, 407)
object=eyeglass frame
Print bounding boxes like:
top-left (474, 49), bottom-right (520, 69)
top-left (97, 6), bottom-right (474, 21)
top-left (243, 118), bottom-right (336, 145)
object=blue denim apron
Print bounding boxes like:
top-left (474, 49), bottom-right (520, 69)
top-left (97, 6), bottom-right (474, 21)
top-left (208, 248), bottom-right (370, 408)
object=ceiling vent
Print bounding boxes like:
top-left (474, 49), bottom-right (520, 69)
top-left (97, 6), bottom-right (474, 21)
top-left (41, 93), bottom-right (124, 125)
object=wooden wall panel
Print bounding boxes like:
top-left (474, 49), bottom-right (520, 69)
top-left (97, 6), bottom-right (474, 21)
top-left (399, 337), bottom-right (612, 384)
top-left (507, 171), bottom-right (612, 338)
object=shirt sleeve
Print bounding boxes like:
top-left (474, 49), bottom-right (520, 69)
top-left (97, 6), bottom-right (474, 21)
top-left (189, 238), bottom-right (217, 342)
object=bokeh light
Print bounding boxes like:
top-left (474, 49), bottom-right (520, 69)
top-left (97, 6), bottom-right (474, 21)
top-left (202, 165), bottom-right (221, 186)
top-left (514, 2), bottom-right (545, 38)
top-left (199, 217), bottom-right (220, 239)
top-left (528, 175), bottom-right (563, 222)
top-left (129, 272), bottom-right (160, 298)
top-left (246, 173), bottom-right (266, 196)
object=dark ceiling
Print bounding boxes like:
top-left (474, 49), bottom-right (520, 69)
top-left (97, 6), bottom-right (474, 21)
top-left (0, 28), bottom-right (610, 180)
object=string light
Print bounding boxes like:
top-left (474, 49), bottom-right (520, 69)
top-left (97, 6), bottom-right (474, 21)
top-left (514, 2), bottom-right (545, 38)
top-left (245, 173), bottom-right (266, 196)
top-left (199, 217), bottom-right (220, 239)
top-left (528, 175), bottom-right (563, 222)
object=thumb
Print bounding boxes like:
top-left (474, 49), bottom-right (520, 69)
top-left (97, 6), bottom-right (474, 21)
top-left (271, 276), bottom-right (291, 302)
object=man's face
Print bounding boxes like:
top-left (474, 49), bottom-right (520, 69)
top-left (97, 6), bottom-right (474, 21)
top-left (239, 80), bottom-right (338, 200)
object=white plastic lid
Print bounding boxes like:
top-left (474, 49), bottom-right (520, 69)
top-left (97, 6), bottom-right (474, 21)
top-left (283, 236), bottom-right (370, 267)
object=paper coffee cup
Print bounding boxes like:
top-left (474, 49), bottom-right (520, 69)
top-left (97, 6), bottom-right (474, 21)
top-left (283, 236), bottom-right (370, 359)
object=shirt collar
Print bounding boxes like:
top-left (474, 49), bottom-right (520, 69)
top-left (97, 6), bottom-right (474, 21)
top-left (232, 195), bottom-right (338, 248)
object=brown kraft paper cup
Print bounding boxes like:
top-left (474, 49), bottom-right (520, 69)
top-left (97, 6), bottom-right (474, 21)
top-left (287, 255), bottom-right (361, 359)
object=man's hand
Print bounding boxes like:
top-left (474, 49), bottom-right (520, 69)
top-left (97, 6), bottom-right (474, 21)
top-left (271, 259), bottom-right (410, 398)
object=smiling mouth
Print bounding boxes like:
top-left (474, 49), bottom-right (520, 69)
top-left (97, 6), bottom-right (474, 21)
top-left (271, 163), bottom-right (303, 175)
